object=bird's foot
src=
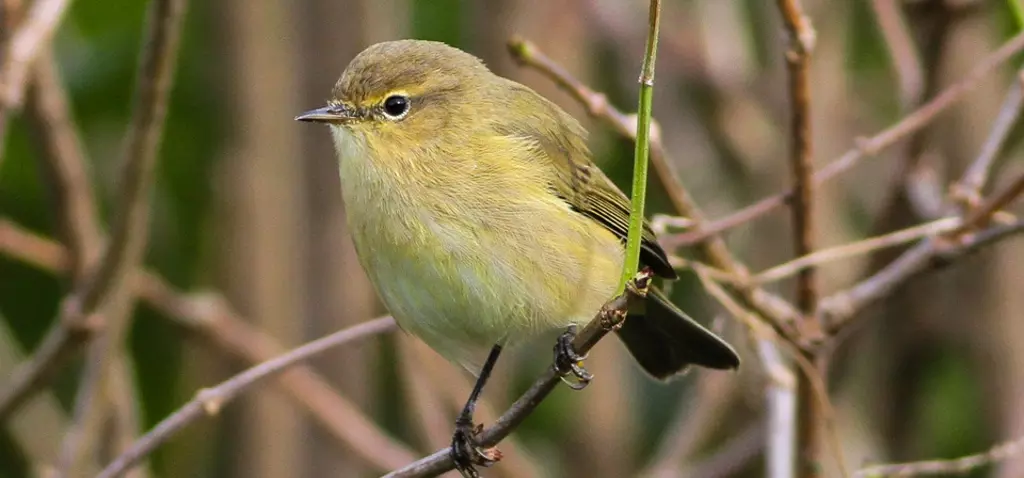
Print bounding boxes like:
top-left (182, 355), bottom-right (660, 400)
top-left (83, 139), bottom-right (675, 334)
top-left (553, 324), bottom-right (593, 390)
top-left (451, 417), bottom-right (501, 477)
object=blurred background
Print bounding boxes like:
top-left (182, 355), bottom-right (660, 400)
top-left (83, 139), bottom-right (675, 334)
top-left (1, 0), bottom-right (1023, 477)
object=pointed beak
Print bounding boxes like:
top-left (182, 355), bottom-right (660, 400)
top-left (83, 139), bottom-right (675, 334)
top-left (295, 104), bottom-right (355, 124)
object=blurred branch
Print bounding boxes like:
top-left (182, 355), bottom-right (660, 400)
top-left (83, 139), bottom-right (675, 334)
top-left (870, 0), bottom-right (924, 108)
top-left (638, 370), bottom-right (739, 477)
top-left (685, 423), bottom-right (765, 478)
top-left (96, 317), bottom-right (396, 478)
top-left (693, 264), bottom-right (849, 478)
top-left (383, 270), bottom-right (654, 478)
top-left (666, 29), bottom-right (1024, 248)
top-left (853, 434), bottom-right (1024, 477)
top-left (774, 1), bottom-right (822, 475)
top-left (819, 217), bottom-right (1024, 332)
top-left (57, 0), bottom-right (187, 474)
top-left (754, 217), bottom-right (963, 284)
top-left (0, 218), bottom-right (416, 471)
top-left (776, 0), bottom-right (817, 315)
top-left (0, 0), bottom-right (71, 109)
top-left (954, 73), bottom-right (1024, 207)
top-left (25, 52), bottom-right (103, 288)
top-left (820, 56), bottom-right (1024, 332)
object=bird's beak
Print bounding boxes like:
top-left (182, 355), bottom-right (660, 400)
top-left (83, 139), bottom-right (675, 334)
top-left (295, 104), bottom-right (355, 124)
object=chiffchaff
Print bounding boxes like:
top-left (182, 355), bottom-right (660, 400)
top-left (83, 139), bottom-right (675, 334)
top-left (298, 39), bottom-right (738, 474)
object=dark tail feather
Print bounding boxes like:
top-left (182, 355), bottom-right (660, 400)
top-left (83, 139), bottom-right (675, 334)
top-left (615, 288), bottom-right (740, 380)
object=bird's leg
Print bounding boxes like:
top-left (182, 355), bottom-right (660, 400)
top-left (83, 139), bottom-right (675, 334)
top-left (451, 344), bottom-right (503, 477)
top-left (553, 323), bottom-right (593, 390)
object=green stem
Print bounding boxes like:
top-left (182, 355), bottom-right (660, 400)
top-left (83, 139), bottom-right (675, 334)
top-left (618, 0), bottom-right (662, 293)
top-left (1010, 0), bottom-right (1024, 32)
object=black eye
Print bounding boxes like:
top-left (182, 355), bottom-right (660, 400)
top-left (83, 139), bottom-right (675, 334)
top-left (383, 95), bottom-right (409, 118)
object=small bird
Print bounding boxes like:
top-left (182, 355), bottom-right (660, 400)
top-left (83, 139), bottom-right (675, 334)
top-left (297, 39), bottom-right (739, 475)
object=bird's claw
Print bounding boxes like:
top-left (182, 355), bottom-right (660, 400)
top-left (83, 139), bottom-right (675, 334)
top-left (553, 324), bottom-right (593, 390)
top-left (451, 419), bottom-right (501, 477)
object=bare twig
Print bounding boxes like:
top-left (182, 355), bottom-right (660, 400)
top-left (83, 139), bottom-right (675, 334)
top-left (870, 0), bottom-right (925, 108)
top-left (56, 0), bottom-right (187, 473)
top-left (854, 434), bottom-right (1024, 477)
top-left (382, 270), bottom-right (654, 478)
top-left (24, 52), bottom-right (103, 285)
top-left (684, 423), bottom-right (766, 478)
top-left (819, 219), bottom-right (1024, 331)
top-left (955, 74), bottom-right (1024, 201)
top-left (0, 0), bottom-right (71, 109)
top-left (774, 1), bottom-right (822, 475)
top-left (693, 264), bottom-right (850, 478)
top-left (820, 54), bottom-right (1024, 332)
top-left (667, 29), bottom-right (1024, 247)
top-left (0, 218), bottom-right (416, 472)
top-left (639, 370), bottom-right (740, 477)
top-left (951, 172), bottom-right (1024, 235)
top-left (776, 0), bottom-right (818, 314)
top-left (755, 217), bottom-right (962, 284)
top-left (96, 317), bottom-right (396, 478)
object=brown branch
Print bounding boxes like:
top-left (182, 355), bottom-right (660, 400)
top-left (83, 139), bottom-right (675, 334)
top-left (382, 270), bottom-right (654, 478)
top-left (951, 172), bottom-right (1024, 236)
top-left (853, 434), bottom-right (1024, 477)
top-left (954, 75), bottom-right (1024, 201)
top-left (776, 0), bottom-right (818, 315)
top-left (507, 36), bottom-right (802, 341)
top-left (96, 317), bottom-right (396, 478)
top-left (685, 423), bottom-right (766, 478)
top-left (870, 0), bottom-right (925, 108)
top-left (0, 218), bottom-right (416, 472)
top-left (754, 217), bottom-right (961, 284)
top-left (775, 1), bottom-right (821, 475)
top-left (56, 1), bottom-right (187, 473)
top-left (24, 52), bottom-right (103, 285)
top-left (0, 0), bottom-right (71, 109)
top-left (638, 370), bottom-right (740, 477)
top-left (819, 218), bottom-right (1024, 332)
top-left (819, 54), bottom-right (1024, 333)
top-left (667, 28), bottom-right (1024, 248)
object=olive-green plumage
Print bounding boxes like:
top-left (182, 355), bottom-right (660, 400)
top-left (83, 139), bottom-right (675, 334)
top-left (298, 40), bottom-right (739, 379)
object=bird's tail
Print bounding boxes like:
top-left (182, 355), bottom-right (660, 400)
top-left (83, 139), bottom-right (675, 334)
top-left (615, 287), bottom-right (740, 380)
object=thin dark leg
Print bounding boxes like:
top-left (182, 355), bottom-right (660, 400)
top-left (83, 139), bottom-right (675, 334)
top-left (553, 323), bottom-right (593, 390)
top-left (451, 344), bottom-right (503, 478)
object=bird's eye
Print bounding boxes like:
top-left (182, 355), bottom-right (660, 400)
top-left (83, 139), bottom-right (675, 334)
top-left (383, 95), bottom-right (410, 118)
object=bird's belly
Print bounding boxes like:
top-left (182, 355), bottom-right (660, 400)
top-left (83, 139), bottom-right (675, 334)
top-left (349, 203), bottom-right (623, 368)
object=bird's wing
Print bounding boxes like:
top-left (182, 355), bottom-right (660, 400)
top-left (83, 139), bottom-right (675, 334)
top-left (497, 83), bottom-right (677, 279)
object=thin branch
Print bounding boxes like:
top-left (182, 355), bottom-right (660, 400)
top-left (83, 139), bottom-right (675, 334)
top-left (0, 0), bottom-right (71, 109)
top-left (0, 219), bottom-right (417, 472)
top-left (819, 219), bottom-right (1024, 331)
top-left (820, 58), bottom-right (1024, 332)
top-left (24, 51), bottom-right (103, 284)
top-left (754, 217), bottom-right (962, 284)
top-left (57, 0), bottom-right (187, 473)
top-left (639, 370), bottom-right (740, 477)
top-left (96, 317), bottom-right (396, 478)
top-left (951, 172), bottom-right (1024, 235)
top-left (667, 28), bottom-right (1024, 248)
top-left (382, 270), bottom-right (655, 478)
top-left (685, 423), bottom-right (766, 478)
top-left (693, 265), bottom-right (850, 478)
top-left (854, 434), bottom-right (1024, 477)
top-left (954, 72), bottom-right (1024, 205)
top-left (870, 0), bottom-right (925, 108)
